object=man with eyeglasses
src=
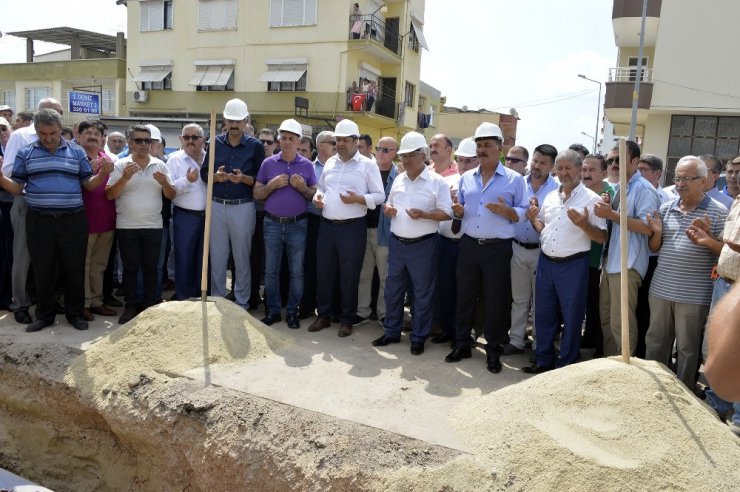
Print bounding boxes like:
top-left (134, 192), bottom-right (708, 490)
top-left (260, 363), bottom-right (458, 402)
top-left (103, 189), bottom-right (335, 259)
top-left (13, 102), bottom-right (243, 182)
top-left (0, 109), bottom-right (113, 333)
top-left (355, 136), bottom-right (399, 326)
top-left (444, 122), bottom-right (528, 374)
top-left (505, 144), bottom-right (559, 357)
top-left (505, 146), bottom-right (529, 176)
top-left (371, 132), bottom-right (452, 355)
top-left (428, 134), bottom-right (458, 177)
top-left (594, 141), bottom-right (659, 356)
top-left (300, 131), bottom-right (337, 319)
top-left (2, 98), bottom-right (65, 326)
top-left (644, 156), bottom-right (728, 389)
top-left (166, 124), bottom-right (206, 300)
top-left (309, 119), bottom-right (384, 338)
top-left (106, 125), bottom-right (175, 324)
top-left (200, 99), bottom-right (264, 311)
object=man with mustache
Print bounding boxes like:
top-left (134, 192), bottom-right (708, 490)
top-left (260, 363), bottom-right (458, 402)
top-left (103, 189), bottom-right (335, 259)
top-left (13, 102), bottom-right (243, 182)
top-left (428, 134), bottom-right (458, 177)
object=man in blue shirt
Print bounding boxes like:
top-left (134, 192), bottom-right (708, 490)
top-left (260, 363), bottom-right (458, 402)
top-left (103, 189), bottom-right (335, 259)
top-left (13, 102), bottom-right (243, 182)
top-left (0, 108), bottom-right (112, 332)
top-left (444, 122), bottom-right (528, 373)
top-left (200, 99), bottom-right (265, 310)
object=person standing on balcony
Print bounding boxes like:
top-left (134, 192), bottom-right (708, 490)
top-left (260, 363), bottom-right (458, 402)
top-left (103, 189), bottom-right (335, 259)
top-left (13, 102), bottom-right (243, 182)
top-left (350, 3), bottom-right (362, 39)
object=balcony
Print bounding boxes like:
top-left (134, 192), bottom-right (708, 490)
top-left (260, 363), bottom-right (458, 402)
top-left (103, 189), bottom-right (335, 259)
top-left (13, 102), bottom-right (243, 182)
top-left (612, 0), bottom-right (661, 47)
top-left (348, 14), bottom-right (403, 63)
top-left (604, 67), bottom-right (653, 110)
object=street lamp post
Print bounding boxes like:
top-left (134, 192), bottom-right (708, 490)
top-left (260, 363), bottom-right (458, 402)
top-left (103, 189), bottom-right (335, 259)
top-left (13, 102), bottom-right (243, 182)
top-left (578, 74), bottom-right (602, 154)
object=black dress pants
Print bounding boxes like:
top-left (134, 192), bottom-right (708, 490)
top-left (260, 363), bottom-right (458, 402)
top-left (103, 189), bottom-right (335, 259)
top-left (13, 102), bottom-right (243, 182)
top-left (117, 228), bottom-right (162, 309)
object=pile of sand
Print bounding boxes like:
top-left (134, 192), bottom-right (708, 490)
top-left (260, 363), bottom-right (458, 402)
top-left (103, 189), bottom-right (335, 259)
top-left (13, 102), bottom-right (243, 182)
top-left (378, 358), bottom-right (740, 491)
top-left (65, 298), bottom-right (291, 401)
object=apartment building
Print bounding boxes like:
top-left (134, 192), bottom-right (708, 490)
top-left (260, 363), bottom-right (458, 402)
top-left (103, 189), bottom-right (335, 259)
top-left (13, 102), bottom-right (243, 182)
top-left (123, 0), bottom-right (428, 143)
top-left (605, 0), bottom-right (740, 181)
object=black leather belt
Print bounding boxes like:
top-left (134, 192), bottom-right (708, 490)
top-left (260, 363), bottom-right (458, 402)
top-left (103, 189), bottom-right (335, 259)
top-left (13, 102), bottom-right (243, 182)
top-left (213, 197), bottom-right (252, 205)
top-left (392, 232), bottom-right (436, 244)
top-left (514, 239), bottom-right (540, 249)
top-left (321, 216), bottom-right (363, 225)
top-left (720, 276), bottom-right (735, 285)
top-left (29, 207), bottom-right (84, 218)
top-left (265, 211), bottom-right (307, 224)
top-left (438, 234), bottom-right (460, 243)
top-left (464, 234), bottom-right (512, 245)
top-left (174, 206), bottom-right (205, 217)
top-left (542, 251), bottom-right (589, 263)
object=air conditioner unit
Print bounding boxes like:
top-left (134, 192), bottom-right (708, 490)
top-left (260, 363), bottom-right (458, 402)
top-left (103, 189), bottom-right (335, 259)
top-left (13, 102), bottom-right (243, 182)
top-left (133, 90), bottom-right (149, 103)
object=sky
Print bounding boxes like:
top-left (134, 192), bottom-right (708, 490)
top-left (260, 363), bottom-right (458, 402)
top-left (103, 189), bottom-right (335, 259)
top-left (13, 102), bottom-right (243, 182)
top-left (0, 0), bottom-right (617, 153)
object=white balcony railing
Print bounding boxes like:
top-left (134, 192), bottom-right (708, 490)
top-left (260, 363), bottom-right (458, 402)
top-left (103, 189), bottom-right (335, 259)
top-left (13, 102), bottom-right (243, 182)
top-left (608, 67), bottom-right (654, 83)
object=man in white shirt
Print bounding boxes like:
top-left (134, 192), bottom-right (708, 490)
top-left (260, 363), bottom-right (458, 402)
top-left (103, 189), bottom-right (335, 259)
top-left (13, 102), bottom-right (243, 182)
top-left (523, 149), bottom-right (607, 373)
top-left (372, 132), bottom-right (452, 355)
top-left (309, 119), bottom-right (384, 337)
top-left (166, 123), bottom-right (206, 300)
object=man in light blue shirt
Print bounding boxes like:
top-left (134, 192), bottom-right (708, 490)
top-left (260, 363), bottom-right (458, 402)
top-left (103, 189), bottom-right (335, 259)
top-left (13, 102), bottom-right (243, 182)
top-left (594, 141), bottom-right (659, 356)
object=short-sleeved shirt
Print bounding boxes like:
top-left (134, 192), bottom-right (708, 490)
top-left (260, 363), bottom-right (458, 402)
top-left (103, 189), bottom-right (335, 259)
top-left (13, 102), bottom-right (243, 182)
top-left (256, 151), bottom-right (316, 217)
top-left (457, 163), bottom-right (528, 239)
top-left (650, 194), bottom-right (729, 305)
top-left (200, 133), bottom-right (264, 201)
top-left (387, 166), bottom-right (452, 238)
top-left (12, 139), bottom-right (92, 211)
top-left (514, 174), bottom-right (560, 244)
top-left (107, 155), bottom-right (171, 229)
top-left (82, 150), bottom-right (116, 233)
top-left (538, 182), bottom-right (607, 257)
top-left (604, 172), bottom-right (660, 277)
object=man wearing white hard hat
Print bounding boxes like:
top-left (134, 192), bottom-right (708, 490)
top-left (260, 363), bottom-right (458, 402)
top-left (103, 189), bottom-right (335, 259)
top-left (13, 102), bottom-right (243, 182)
top-left (254, 119), bottom-right (317, 329)
top-left (200, 98), bottom-right (265, 309)
top-left (372, 132), bottom-right (452, 355)
top-left (431, 137), bottom-right (477, 345)
top-left (308, 119), bottom-right (384, 337)
top-left (0, 105), bottom-right (12, 120)
top-left (444, 122), bottom-right (528, 374)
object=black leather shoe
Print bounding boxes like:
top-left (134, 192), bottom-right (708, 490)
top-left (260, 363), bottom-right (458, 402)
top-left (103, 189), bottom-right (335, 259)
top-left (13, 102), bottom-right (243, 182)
top-left (102, 296), bottom-right (123, 307)
top-left (25, 319), bottom-right (53, 333)
top-left (486, 352), bottom-right (503, 374)
top-left (445, 346), bottom-right (472, 362)
top-left (118, 307), bottom-right (139, 325)
top-left (261, 314), bottom-right (282, 326)
top-left (371, 335), bottom-right (401, 347)
top-left (286, 313), bottom-right (300, 329)
top-left (410, 342), bottom-right (424, 355)
top-left (67, 316), bottom-right (89, 331)
top-left (14, 309), bottom-right (32, 324)
top-left (522, 363), bottom-right (555, 374)
top-left (430, 334), bottom-right (452, 344)
top-left (501, 343), bottom-right (524, 356)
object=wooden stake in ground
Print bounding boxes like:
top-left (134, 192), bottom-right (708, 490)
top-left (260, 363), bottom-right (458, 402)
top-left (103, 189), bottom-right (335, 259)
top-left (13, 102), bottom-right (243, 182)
top-left (618, 137), bottom-right (630, 364)
top-left (200, 109), bottom-right (217, 302)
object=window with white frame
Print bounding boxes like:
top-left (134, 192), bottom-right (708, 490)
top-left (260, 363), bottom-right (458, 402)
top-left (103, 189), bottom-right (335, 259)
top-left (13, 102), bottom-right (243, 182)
top-left (102, 89), bottom-right (116, 114)
top-left (25, 87), bottom-right (51, 111)
top-left (190, 61), bottom-right (235, 91)
top-left (2, 90), bottom-right (15, 110)
top-left (259, 59), bottom-right (308, 92)
top-left (404, 82), bottom-right (415, 108)
top-left (133, 63), bottom-right (173, 90)
top-left (140, 0), bottom-right (174, 32)
top-left (198, 0), bottom-right (237, 31)
top-left (269, 0), bottom-right (317, 27)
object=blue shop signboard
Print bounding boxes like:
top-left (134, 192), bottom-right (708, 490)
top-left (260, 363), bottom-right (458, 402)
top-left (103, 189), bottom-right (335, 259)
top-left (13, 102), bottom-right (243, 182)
top-left (68, 91), bottom-right (100, 114)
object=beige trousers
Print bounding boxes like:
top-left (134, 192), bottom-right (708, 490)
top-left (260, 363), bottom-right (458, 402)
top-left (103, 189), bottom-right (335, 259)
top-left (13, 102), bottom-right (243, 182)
top-left (599, 269), bottom-right (642, 356)
top-left (85, 231), bottom-right (114, 308)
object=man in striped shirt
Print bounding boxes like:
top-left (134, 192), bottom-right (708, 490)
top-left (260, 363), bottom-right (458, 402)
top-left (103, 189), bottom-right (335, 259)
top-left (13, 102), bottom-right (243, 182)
top-left (645, 156), bottom-right (729, 389)
top-left (0, 109), bottom-right (112, 333)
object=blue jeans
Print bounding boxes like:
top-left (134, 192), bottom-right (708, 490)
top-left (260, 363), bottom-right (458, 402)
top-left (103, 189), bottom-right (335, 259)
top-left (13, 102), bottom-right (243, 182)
top-left (263, 216), bottom-right (307, 316)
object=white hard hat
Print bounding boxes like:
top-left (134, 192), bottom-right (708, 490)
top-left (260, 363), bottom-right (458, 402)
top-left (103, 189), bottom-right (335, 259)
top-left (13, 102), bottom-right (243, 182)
top-left (455, 137), bottom-right (476, 157)
top-left (397, 131), bottom-right (428, 155)
top-left (334, 119), bottom-right (360, 137)
top-left (145, 124), bottom-right (162, 141)
top-left (474, 122), bottom-right (503, 142)
top-left (0, 117), bottom-right (9, 128)
top-left (0, 105), bottom-right (12, 114)
top-left (278, 118), bottom-right (302, 136)
top-left (223, 98), bottom-right (249, 120)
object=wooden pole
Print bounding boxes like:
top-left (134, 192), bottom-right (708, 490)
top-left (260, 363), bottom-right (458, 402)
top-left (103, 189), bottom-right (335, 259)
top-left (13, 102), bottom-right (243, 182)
top-left (618, 138), bottom-right (630, 364)
top-left (200, 109), bottom-right (217, 302)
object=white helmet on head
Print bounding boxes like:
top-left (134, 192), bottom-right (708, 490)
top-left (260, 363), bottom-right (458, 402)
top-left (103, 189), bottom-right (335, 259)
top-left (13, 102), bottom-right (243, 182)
top-left (474, 122), bottom-right (503, 142)
top-left (278, 118), bottom-right (302, 136)
top-left (397, 132), bottom-right (428, 155)
top-left (223, 98), bottom-right (249, 120)
top-left (455, 137), bottom-right (476, 157)
top-left (334, 119), bottom-right (360, 137)
top-left (145, 124), bottom-right (162, 141)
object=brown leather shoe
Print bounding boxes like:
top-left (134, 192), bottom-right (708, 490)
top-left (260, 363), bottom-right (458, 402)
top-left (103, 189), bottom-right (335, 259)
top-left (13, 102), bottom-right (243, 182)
top-left (82, 308), bottom-right (95, 321)
top-left (308, 317), bottom-right (331, 332)
top-left (338, 323), bottom-right (353, 337)
top-left (90, 304), bottom-right (117, 316)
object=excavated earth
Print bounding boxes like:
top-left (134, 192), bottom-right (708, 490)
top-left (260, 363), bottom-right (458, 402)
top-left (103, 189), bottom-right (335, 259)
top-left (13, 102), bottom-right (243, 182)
top-left (0, 298), bottom-right (739, 491)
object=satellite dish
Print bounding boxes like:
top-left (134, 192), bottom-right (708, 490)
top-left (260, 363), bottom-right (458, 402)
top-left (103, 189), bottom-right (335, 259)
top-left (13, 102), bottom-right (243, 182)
top-left (509, 108), bottom-right (519, 117)
top-left (461, 105), bottom-right (468, 111)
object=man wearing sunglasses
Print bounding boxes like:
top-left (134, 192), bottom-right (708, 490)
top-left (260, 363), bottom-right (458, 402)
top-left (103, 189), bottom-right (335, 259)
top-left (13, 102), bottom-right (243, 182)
top-left (166, 124), bottom-right (206, 300)
top-left (106, 125), bottom-right (175, 324)
top-left (504, 146), bottom-right (529, 176)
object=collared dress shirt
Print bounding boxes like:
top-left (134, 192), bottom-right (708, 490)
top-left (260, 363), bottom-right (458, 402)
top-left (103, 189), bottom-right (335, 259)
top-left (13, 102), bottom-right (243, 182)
top-left (314, 150), bottom-right (384, 220)
top-left (200, 133), bottom-right (264, 200)
top-left (437, 173), bottom-right (463, 239)
top-left (167, 149), bottom-right (207, 211)
top-left (514, 174), bottom-right (560, 244)
top-left (388, 166), bottom-right (452, 239)
top-left (108, 155), bottom-right (172, 229)
top-left (256, 151), bottom-right (316, 217)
